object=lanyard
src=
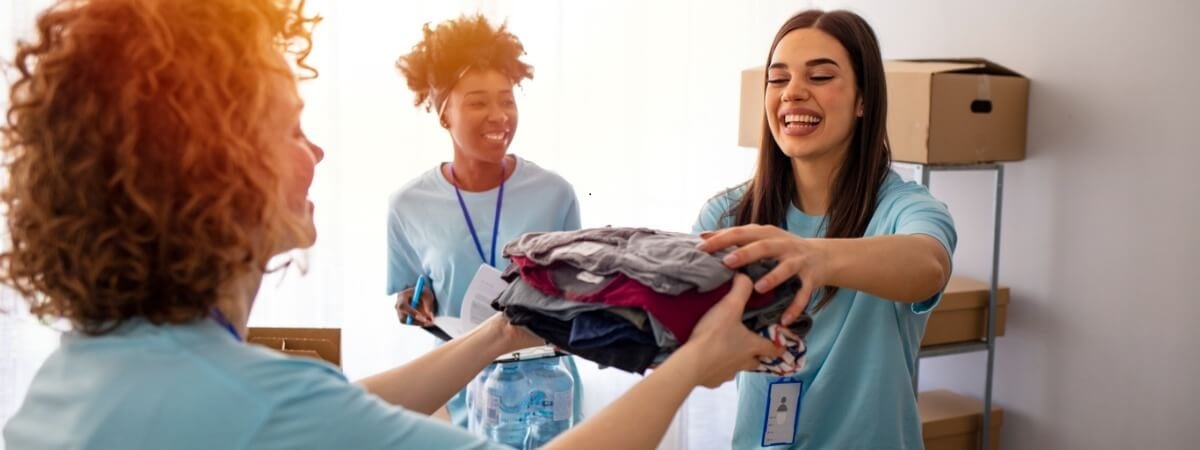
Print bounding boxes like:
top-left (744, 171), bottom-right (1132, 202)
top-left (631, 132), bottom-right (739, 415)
top-left (450, 158), bottom-right (506, 267)
top-left (210, 308), bottom-right (241, 341)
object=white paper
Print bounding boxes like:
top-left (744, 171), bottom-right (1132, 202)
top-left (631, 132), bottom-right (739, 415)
top-left (431, 316), bottom-right (473, 338)
top-left (459, 264), bottom-right (508, 331)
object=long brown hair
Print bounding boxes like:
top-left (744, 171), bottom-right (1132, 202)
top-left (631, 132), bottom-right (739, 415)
top-left (729, 10), bottom-right (891, 310)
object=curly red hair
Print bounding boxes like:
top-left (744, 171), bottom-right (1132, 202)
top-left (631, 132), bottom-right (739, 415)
top-left (0, 0), bottom-right (319, 334)
top-left (396, 14), bottom-right (534, 113)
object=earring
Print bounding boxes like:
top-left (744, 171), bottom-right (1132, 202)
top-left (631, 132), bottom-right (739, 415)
top-left (440, 119), bottom-right (450, 128)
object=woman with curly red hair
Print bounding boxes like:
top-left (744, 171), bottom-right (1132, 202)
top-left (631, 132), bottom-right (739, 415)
top-left (388, 14), bottom-right (585, 428)
top-left (1, 1), bottom-right (781, 448)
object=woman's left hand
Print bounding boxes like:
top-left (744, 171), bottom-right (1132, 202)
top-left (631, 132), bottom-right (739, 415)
top-left (697, 224), bottom-right (832, 324)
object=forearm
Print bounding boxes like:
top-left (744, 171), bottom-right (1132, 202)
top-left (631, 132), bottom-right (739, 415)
top-left (544, 347), bottom-right (703, 450)
top-left (824, 234), bottom-right (951, 303)
top-left (356, 325), bottom-right (504, 414)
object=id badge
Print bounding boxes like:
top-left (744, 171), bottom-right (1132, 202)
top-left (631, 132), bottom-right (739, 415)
top-left (761, 377), bottom-right (802, 446)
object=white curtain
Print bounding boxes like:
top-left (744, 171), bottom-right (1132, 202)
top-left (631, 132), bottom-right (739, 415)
top-left (1, 2), bottom-right (62, 447)
top-left (1, 1), bottom-right (812, 448)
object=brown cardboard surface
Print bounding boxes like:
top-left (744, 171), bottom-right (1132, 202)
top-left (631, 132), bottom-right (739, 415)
top-left (920, 390), bottom-right (1003, 450)
top-left (922, 276), bottom-right (1010, 347)
top-left (940, 277), bottom-right (1011, 311)
top-left (247, 327), bottom-right (341, 367)
top-left (886, 70), bottom-right (934, 162)
top-left (739, 67), bottom-right (765, 148)
top-left (885, 58), bottom-right (1029, 164)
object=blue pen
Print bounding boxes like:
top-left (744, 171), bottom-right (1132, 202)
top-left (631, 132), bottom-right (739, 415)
top-left (407, 275), bottom-right (426, 325)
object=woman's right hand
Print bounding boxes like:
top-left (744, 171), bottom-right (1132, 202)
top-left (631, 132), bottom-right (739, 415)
top-left (676, 274), bottom-right (786, 388)
top-left (395, 287), bottom-right (437, 327)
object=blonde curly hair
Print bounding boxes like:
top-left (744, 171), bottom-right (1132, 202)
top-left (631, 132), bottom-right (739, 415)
top-left (0, 0), bottom-right (320, 334)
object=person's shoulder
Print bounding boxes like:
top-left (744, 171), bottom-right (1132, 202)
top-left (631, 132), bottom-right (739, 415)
top-left (875, 170), bottom-right (939, 211)
top-left (693, 183), bottom-right (748, 232)
top-left (513, 155), bottom-right (572, 188)
top-left (157, 324), bottom-right (347, 404)
top-left (701, 183), bottom-right (748, 215)
top-left (221, 343), bottom-right (346, 395)
top-left (511, 155), bottom-right (578, 204)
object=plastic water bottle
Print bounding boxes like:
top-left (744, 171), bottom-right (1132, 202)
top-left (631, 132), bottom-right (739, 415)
top-left (523, 410), bottom-right (553, 450)
top-left (467, 365), bottom-right (492, 435)
top-left (483, 362), bottom-right (529, 447)
top-left (522, 357), bottom-right (574, 449)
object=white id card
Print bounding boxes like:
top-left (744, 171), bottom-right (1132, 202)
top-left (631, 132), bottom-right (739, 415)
top-left (761, 378), bottom-right (802, 446)
top-left (458, 264), bottom-right (508, 330)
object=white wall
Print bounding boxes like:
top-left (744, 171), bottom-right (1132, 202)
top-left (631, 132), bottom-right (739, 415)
top-left (0, 3), bottom-right (60, 445)
top-left (7, 1), bottom-right (1197, 449)
top-left (813, 0), bottom-right (1200, 448)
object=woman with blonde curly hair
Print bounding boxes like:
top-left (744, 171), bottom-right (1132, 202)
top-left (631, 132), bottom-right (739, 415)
top-left (1, 0), bottom-right (782, 448)
top-left (389, 14), bottom-right (585, 429)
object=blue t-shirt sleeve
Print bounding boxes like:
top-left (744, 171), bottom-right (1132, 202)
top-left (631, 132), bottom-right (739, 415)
top-left (247, 362), bottom-right (509, 450)
top-left (891, 192), bottom-right (957, 314)
top-left (692, 189), bottom-right (739, 233)
top-left (387, 195), bottom-right (421, 296)
top-left (561, 187), bottom-right (582, 231)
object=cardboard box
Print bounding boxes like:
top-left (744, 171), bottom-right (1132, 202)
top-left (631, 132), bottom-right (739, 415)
top-left (738, 67), bottom-right (766, 148)
top-left (247, 327), bottom-right (341, 367)
top-left (920, 389), bottom-right (1003, 450)
top-left (885, 58), bottom-right (1029, 164)
top-left (922, 276), bottom-right (1010, 347)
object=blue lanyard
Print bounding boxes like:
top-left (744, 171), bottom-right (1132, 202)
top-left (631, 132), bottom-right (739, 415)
top-left (209, 308), bottom-right (241, 341)
top-left (450, 159), bottom-right (506, 267)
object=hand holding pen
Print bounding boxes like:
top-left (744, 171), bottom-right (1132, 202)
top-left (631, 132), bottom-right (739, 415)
top-left (395, 275), bottom-right (437, 326)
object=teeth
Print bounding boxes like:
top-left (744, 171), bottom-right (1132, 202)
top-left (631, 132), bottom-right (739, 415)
top-left (484, 133), bottom-right (505, 141)
top-left (783, 114), bottom-right (821, 125)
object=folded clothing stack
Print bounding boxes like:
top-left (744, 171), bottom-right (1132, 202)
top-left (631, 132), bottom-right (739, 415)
top-left (492, 227), bottom-right (811, 375)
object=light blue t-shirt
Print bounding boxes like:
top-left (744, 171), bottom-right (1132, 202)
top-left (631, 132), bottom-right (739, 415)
top-left (2, 318), bottom-right (509, 450)
top-left (387, 155), bottom-right (581, 317)
top-left (692, 170), bottom-right (957, 450)
top-left (386, 154), bottom-right (583, 428)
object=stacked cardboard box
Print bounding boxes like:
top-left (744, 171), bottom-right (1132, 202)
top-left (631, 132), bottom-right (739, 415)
top-left (922, 276), bottom-right (1010, 348)
top-left (920, 390), bottom-right (1003, 450)
top-left (884, 58), bottom-right (1029, 164)
top-left (247, 327), bottom-right (341, 367)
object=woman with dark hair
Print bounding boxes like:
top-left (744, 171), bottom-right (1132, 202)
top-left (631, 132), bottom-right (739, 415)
top-left (694, 10), bottom-right (957, 449)
top-left (1, 0), bottom-right (782, 448)
top-left (388, 14), bottom-right (585, 428)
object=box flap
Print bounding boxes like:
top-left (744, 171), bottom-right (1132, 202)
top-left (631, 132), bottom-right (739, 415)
top-left (247, 327), bottom-right (342, 367)
top-left (939, 276), bottom-right (1011, 311)
top-left (886, 60), bottom-right (983, 75)
top-left (920, 390), bottom-right (1004, 439)
top-left (887, 58), bottom-right (1023, 77)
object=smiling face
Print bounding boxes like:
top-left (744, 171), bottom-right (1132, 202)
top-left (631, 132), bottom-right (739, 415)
top-left (763, 28), bottom-right (863, 163)
top-left (265, 72), bottom-right (323, 250)
top-left (441, 68), bottom-right (518, 164)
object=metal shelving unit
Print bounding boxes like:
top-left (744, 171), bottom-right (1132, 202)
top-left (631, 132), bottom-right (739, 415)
top-left (895, 161), bottom-right (1004, 450)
